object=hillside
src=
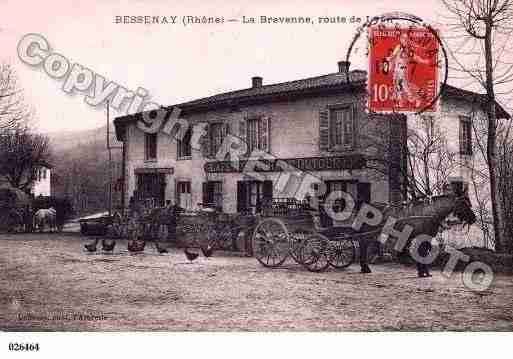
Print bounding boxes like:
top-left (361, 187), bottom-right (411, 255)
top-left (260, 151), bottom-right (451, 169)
top-left (45, 123), bottom-right (121, 152)
top-left (46, 123), bottom-right (123, 216)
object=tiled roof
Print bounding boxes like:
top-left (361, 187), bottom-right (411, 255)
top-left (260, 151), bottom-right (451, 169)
top-left (442, 86), bottom-right (509, 119)
top-left (177, 70), bottom-right (367, 109)
top-left (114, 70), bottom-right (509, 140)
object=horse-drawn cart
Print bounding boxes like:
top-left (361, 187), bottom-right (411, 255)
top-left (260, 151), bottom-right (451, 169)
top-left (108, 201), bottom-right (256, 253)
top-left (251, 198), bottom-right (358, 272)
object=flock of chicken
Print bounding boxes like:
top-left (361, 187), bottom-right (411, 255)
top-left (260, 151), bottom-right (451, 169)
top-left (83, 238), bottom-right (213, 262)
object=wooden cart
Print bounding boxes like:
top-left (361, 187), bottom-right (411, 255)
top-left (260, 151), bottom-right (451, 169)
top-left (110, 202), bottom-right (256, 252)
top-left (251, 198), bottom-right (358, 272)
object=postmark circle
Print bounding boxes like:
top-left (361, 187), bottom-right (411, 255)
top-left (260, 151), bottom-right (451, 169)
top-left (345, 12), bottom-right (448, 115)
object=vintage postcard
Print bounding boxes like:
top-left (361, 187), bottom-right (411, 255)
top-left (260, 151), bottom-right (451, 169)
top-left (0, 0), bottom-right (512, 357)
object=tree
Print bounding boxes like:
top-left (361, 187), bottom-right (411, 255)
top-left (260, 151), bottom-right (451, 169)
top-left (497, 127), bottom-right (513, 252)
top-left (0, 63), bottom-right (32, 132)
top-left (362, 112), bottom-right (456, 202)
top-left (405, 115), bottom-right (458, 197)
top-left (0, 126), bottom-right (52, 193)
top-left (441, 0), bottom-right (513, 253)
top-left (51, 138), bottom-right (123, 216)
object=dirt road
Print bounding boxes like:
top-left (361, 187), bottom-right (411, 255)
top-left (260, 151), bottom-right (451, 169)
top-left (1, 233), bottom-right (512, 331)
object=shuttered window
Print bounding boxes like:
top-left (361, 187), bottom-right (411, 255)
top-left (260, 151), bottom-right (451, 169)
top-left (210, 123), bottom-right (228, 158)
top-left (248, 119), bottom-right (259, 153)
top-left (319, 110), bottom-right (330, 151)
top-left (319, 105), bottom-right (356, 152)
top-left (177, 181), bottom-right (192, 210)
top-left (202, 181), bottom-right (223, 210)
top-left (177, 128), bottom-right (192, 158)
top-left (330, 107), bottom-right (354, 148)
top-left (459, 116), bottom-right (472, 155)
top-left (242, 117), bottom-right (271, 155)
top-left (144, 133), bottom-right (157, 160)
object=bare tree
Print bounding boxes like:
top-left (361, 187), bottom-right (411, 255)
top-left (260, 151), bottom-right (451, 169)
top-left (0, 63), bottom-right (33, 132)
top-left (362, 113), bottom-right (456, 201)
top-left (441, 0), bottom-right (513, 253)
top-left (51, 139), bottom-right (123, 216)
top-left (497, 128), bottom-right (513, 252)
top-left (406, 115), bottom-right (458, 197)
top-left (0, 126), bottom-right (52, 193)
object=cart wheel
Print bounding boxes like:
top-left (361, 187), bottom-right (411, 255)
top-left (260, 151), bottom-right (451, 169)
top-left (301, 234), bottom-right (330, 272)
top-left (290, 230), bottom-right (315, 265)
top-left (252, 218), bottom-right (290, 268)
top-left (327, 239), bottom-right (356, 269)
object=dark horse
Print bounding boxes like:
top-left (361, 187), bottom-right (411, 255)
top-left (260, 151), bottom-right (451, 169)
top-left (355, 190), bottom-right (476, 277)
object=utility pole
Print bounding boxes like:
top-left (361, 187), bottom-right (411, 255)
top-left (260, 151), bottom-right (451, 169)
top-left (106, 101), bottom-right (122, 217)
top-left (107, 101), bottom-right (112, 216)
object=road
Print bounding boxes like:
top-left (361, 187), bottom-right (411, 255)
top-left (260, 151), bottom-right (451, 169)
top-left (1, 233), bottom-right (512, 331)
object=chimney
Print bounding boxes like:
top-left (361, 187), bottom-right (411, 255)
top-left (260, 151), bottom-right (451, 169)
top-left (252, 76), bottom-right (263, 88)
top-left (337, 60), bottom-right (350, 73)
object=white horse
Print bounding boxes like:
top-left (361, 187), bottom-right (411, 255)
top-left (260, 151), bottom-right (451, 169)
top-left (33, 207), bottom-right (57, 232)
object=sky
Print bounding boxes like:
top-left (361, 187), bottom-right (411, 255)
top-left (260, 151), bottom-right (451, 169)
top-left (0, 0), bottom-right (493, 133)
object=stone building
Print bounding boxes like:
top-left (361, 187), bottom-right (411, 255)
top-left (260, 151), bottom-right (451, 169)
top-left (113, 60), bottom-right (508, 232)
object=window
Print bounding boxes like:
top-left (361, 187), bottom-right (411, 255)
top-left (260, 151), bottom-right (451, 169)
top-left (422, 115), bottom-right (435, 138)
top-left (237, 180), bottom-right (273, 213)
top-left (319, 180), bottom-right (351, 227)
top-left (247, 119), bottom-right (261, 153)
top-left (330, 107), bottom-right (354, 149)
top-left (209, 123), bottom-right (226, 157)
top-left (177, 128), bottom-right (192, 158)
top-left (325, 180), bottom-right (348, 211)
top-left (459, 116), bottom-right (472, 155)
top-left (177, 181), bottom-right (192, 209)
top-left (145, 133), bottom-right (157, 160)
top-left (203, 181), bottom-right (223, 210)
top-left (356, 182), bottom-right (371, 208)
top-left (450, 180), bottom-right (468, 196)
top-left (42, 168), bottom-right (46, 180)
top-left (136, 173), bottom-right (166, 207)
top-left (245, 117), bottom-right (270, 153)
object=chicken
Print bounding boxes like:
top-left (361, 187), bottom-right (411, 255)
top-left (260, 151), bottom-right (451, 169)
top-left (128, 238), bottom-right (146, 253)
top-left (101, 238), bottom-right (116, 252)
top-left (201, 244), bottom-right (214, 258)
top-left (154, 241), bottom-right (168, 254)
top-left (184, 248), bottom-right (199, 262)
top-left (84, 238), bottom-right (99, 253)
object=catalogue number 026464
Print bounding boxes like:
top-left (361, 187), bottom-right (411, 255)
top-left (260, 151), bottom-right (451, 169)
top-left (8, 343), bottom-right (40, 352)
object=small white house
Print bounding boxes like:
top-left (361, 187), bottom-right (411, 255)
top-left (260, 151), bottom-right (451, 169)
top-left (31, 165), bottom-right (51, 197)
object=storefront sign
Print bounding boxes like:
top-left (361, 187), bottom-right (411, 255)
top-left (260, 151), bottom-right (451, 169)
top-left (134, 167), bottom-right (174, 174)
top-left (204, 155), bottom-right (366, 173)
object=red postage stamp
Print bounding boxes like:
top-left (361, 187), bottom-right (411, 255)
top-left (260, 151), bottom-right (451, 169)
top-left (368, 26), bottom-right (440, 113)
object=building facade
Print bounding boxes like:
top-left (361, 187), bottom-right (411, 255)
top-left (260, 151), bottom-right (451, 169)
top-left (114, 60), bottom-right (508, 235)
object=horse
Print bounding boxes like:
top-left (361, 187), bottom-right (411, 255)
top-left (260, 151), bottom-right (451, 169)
top-left (355, 190), bottom-right (477, 277)
top-left (33, 207), bottom-right (57, 232)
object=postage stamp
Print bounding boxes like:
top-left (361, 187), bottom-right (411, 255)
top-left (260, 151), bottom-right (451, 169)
top-left (368, 25), bottom-right (440, 113)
